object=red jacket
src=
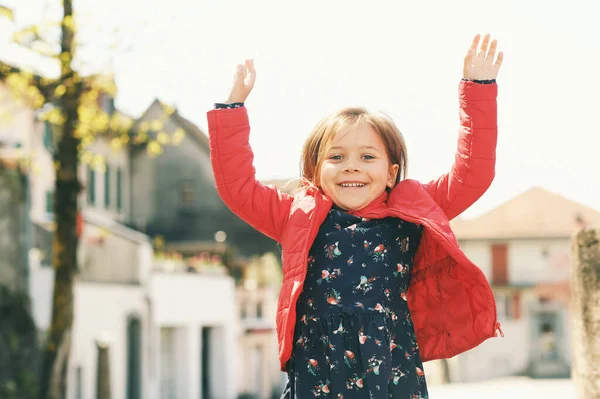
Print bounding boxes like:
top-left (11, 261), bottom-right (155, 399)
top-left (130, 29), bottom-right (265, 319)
top-left (207, 81), bottom-right (502, 371)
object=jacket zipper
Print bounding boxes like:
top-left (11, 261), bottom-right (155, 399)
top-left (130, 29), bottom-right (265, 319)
top-left (281, 194), bottom-right (327, 368)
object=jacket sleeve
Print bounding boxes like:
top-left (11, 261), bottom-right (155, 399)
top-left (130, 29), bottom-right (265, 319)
top-left (207, 107), bottom-right (293, 243)
top-left (422, 80), bottom-right (498, 220)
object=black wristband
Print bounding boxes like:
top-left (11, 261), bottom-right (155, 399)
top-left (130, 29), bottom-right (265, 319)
top-left (214, 102), bottom-right (245, 109)
top-left (462, 78), bottom-right (496, 84)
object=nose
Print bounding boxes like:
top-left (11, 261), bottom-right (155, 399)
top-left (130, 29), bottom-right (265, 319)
top-left (342, 161), bottom-right (361, 173)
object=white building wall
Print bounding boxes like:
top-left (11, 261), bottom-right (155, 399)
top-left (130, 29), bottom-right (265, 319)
top-left (459, 238), bottom-right (570, 285)
top-left (236, 286), bottom-right (281, 398)
top-left (68, 283), bottom-right (149, 399)
top-left (455, 320), bottom-right (529, 382)
top-left (459, 241), bottom-right (492, 280)
top-left (150, 272), bottom-right (238, 399)
top-left (507, 238), bottom-right (570, 285)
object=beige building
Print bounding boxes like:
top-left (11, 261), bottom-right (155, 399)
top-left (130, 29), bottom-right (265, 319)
top-left (448, 186), bottom-right (600, 381)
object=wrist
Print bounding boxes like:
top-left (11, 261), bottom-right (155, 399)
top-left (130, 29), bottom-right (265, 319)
top-left (462, 78), bottom-right (496, 84)
top-left (214, 102), bottom-right (244, 109)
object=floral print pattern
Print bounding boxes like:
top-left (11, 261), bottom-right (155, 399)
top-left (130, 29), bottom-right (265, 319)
top-left (285, 207), bottom-right (429, 398)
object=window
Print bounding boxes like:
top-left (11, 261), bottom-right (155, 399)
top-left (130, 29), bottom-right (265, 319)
top-left (179, 180), bottom-right (195, 206)
top-left (256, 301), bottom-right (263, 319)
top-left (75, 366), bottom-right (83, 399)
top-left (88, 168), bottom-right (95, 206)
top-left (45, 191), bottom-right (54, 214)
top-left (491, 243), bottom-right (508, 285)
top-left (116, 168), bottom-right (122, 212)
top-left (495, 291), bottom-right (521, 320)
top-left (100, 94), bottom-right (116, 115)
top-left (43, 121), bottom-right (53, 151)
top-left (104, 164), bottom-right (111, 208)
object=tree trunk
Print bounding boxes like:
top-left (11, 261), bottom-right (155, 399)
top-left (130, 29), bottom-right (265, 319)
top-left (96, 342), bottom-right (111, 399)
top-left (38, 0), bottom-right (82, 398)
top-left (570, 228), bottom-right (600, 398)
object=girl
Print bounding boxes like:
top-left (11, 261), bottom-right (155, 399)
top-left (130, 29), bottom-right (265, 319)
top-left (207, 33), bottom-right (504, 398)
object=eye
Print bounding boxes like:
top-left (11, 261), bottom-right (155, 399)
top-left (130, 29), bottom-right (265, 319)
top-left (362, 154), bottom-right (375, 160)
top-left (330, 155), bottom-right (343, 160)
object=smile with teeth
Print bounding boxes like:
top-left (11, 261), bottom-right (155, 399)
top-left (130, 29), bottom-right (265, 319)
top-left (339, 183), bottom-right (367, 187)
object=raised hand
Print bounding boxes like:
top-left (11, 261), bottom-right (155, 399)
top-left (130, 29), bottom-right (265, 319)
top-left (226, 59), bottom-right (256, 104)
top-left (463, 34), bottom-right (504, 81)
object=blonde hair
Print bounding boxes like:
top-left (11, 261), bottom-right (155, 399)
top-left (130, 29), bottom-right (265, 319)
top-left (300, 107), bottom-right (408, 189)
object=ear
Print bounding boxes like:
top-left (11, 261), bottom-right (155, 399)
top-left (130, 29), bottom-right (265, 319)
top-left (387, 164), bottom-right (399, 188)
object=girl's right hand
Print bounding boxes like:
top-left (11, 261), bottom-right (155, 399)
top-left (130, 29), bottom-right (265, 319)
top-left (225, 59), bottom-right (256, 104)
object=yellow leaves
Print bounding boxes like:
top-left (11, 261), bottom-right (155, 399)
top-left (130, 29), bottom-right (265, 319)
top-left (133, 130), bottom-right (147, 145)
top-left (59, 52), bottom-right (72, 64)
top-left (55, 85), bottom-right (67, 97)
top-left (32, 93), bottom-right (45, 109)
top-left (63, 15), bottom-right (76, 32)
top-left (157, 132), bottom-right (170, 145)
top-left (139, 121), bottom-right (149, 133)
top-left (0, 6), bottom-right (13, 21)
top-left (152, 236), bottom-right (165, 250)
top-left (172, 128), bottom-right (185, 145)
top-left (162, 103), bottom-right (175, 116)
top-left (81, 153), bottom-right (106, 173)
top-left (6, 73), bottom-right (30, 93)
top-left (80, 134), bottom-right (94, 148)
top-left (108, 113), bottom-right (133, 135)
top-left (80, 151), bottom-right (93, 165)
top-left (150, 120), bottom-right (163, 132)
top-left (77, 104), bottom-right (95, 123)
top-left (40, 108), bottom-right (66, 126)
top-left (90, 75), bottom-right (117, 98)
top-left (91, 112), bottom-right (110, 132)
top-left (12, 25), bottom-right (40, 46)
top-left (110, 137), bottom-right (123, 151)
top-left (147, 141), bottom-right (163, 157)
top-left (5, 72), bottom-right (47, 109)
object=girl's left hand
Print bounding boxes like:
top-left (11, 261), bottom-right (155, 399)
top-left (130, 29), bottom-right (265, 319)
top-left (463, 33), bottom-right (504, 80)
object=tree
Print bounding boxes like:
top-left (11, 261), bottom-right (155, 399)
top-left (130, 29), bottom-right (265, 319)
top-left (570, 228), bottom-right (600, 398)
top-left (0, 3), bottom-right (169, 398)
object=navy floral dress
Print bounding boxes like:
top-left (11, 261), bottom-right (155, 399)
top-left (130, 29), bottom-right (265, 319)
top-left (284, 206), bottom-right (429, 399)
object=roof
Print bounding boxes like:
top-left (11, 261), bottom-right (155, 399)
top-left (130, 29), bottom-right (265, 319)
top-left (131, 99), bottom-right (209, 151)
top-left (450, 186), bottom-right (600, 240)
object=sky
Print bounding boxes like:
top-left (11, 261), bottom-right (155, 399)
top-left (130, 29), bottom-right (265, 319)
top-left (2, 0), bottom-right (599, 218)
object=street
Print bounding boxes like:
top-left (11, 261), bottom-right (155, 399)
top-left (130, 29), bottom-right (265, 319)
top-left (429, 377), bottom-right (576, 398)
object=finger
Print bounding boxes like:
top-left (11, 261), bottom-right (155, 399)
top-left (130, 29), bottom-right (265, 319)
top-left (494, 51), bottom-right (504, 68)
top-left (463, 47), bottom-right (474, 75)
top-left (470, 34), bottom-right (480, 54)
top-left (478, 33), bottom-right (491, 57)
top-left (486, 39), bottom-right (497, 61)
top-left (245, 59), bottom-right (256, 86)
top-left (246, 59), bottom-right (256, 74)
top-left (464, 34), bottom-right (479, 67)
top-left (235, 64), bottom-right (244, 78)
top-left (233, 64), bottom-right (245, 84)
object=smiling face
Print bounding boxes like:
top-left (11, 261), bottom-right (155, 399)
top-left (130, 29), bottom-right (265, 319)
top-left (318, 123), bottom-right (399, 211)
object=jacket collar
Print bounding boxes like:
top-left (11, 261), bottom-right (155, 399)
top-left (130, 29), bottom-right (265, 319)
top-left (347, 191), bottom-right (389, 215)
